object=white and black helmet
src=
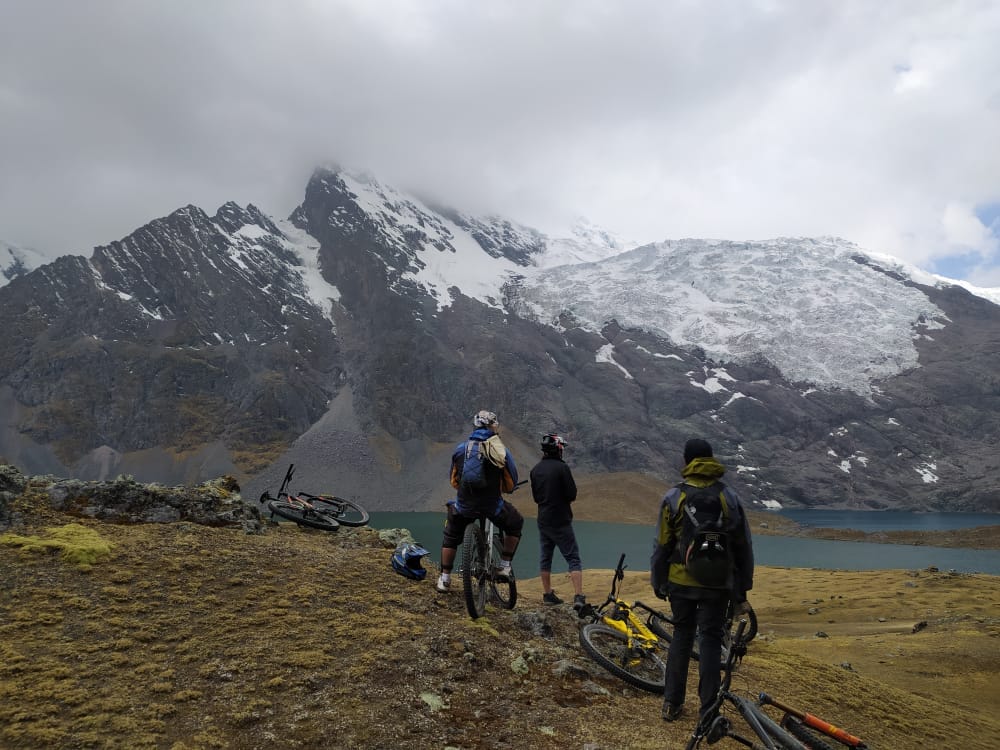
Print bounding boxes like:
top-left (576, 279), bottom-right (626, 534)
top-left (473, 410), bottom-right (499, 428)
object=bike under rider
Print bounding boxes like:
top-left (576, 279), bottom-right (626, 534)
top-left (435, 410), bottom-right (524, 593)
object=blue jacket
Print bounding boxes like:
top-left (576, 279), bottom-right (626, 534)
top-left (450, 428), bottom-right (519, 515)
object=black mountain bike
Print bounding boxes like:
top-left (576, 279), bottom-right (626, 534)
top-left (259, 464), bottom-right (369, 531)
top-left (685, 620), bottom-right (870, 750)
top-left (461, 514), bottom-right (517, 619)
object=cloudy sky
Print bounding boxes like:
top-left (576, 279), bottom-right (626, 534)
top-left (2, 0), bottom-right (999, 286)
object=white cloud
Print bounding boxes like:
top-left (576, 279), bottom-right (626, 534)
top-left (0, 1), bottom-right (998, 287)
top-left (942, 202), bottom-right (996, 252)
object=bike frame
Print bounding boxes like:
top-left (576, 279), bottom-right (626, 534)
top-left (594, 555), bottom-right (669, 656)
top-left (758, 694), bottom-right (868, 749)
top-left (686, 620), bottom-right (809, 750)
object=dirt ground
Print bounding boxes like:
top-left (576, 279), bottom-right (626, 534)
top-left (2, 488), bottom-right (999, 750)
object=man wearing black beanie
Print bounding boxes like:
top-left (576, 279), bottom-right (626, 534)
top-left (650, 438), bottom-right (755, 724)
top-left (683, 438), bottom-right (714, 465)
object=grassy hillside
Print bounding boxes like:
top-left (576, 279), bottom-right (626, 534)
top-left (2, 488), bottom-right (999, 749)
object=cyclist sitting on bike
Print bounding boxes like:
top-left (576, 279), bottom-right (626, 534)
top-left (436, 410), bottom-right (524, 593)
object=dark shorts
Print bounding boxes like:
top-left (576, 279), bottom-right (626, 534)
top-left (538, 522), bottom-right (582, 572)
top-left (441, 500), bottom-right (524, 549)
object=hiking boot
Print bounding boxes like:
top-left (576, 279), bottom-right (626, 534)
top-left (662, 703), bottom-right (683, 722)
top-left (435, 574), bottom-right (451, 593)
top-left (543, 591), bottom-right (564, 605)
top-left (572, 594), bottom-right (587, 609)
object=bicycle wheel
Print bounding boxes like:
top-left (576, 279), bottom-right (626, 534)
top-left (647, 612), bottom-right (703, 661)
top-left (780, 716), bottom-right (838, 750)
top-left (308, 495), bottom-right (370, 527)
top-left (650, 606), bottom-right (759, 664)
top-left (488, 530), bottom-right (517, 610)
top-left (462, 523), bottom-right (488, 619)
top-left (267, 499), bottom-right (340, 531)
top-left (579, 622), bottom-right (666, 693)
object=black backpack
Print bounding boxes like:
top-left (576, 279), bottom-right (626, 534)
top-left (676, 483), bottom-right (731, 587)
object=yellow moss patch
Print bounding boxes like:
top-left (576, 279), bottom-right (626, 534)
top-left (0, 523), bottom-right (114, 567)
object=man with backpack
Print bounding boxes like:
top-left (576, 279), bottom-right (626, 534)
top-left (529, 433), bottom-right (586, 609)
top-left (435, 410), bottom-right (524, 593)
top-left (650, 438), bottom-right (754, 723)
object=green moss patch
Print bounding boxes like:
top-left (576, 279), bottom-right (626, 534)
top-left (0, 523), bottom-right (114, 567)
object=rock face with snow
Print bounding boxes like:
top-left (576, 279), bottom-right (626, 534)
top-left (0, 202), bottom-right (342, 481)
top-left (1, 241), bottom-right (46, 287)
top-left (1, 166), bottom-right (998, 513)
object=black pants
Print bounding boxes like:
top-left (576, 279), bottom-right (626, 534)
top-left (662, 589), bottom-right (730, 716)
top-left (441, 500), bottom-right (524, 549)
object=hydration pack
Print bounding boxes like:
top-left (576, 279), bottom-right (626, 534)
top-left (460, 440), bottom-right (489, 491)
top-left (678, 483), bottom-right (731, 587)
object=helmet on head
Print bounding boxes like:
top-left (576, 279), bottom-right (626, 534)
top-left (391, 542), bottom-right (430, 581)
top-left (473, 410), bottom-right (499, 429)
top-left (541, 433), bottom-right (567, 457)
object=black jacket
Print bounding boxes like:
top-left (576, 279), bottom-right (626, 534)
top-left (530, 456), bottom-right (577, 528)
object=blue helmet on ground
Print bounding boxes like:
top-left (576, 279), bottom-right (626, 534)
top-left (391, 542), bottom-right (430, 581)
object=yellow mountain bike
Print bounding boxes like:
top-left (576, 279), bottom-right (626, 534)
top-left (579, 553), bottom-right (669, 693)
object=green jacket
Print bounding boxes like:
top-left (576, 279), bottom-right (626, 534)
top-left (650, 457), bottom-right (755, 597)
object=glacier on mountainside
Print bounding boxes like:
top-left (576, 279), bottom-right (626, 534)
top-left (513, 237), bottom-right (948, 395)
top-left (1, 240), bottom-right (47, 287)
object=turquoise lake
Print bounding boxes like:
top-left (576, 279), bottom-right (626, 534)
top-left (369, 510), bottom-right (1000, 578)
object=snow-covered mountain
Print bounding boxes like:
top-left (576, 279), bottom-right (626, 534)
top-left (515, 237), bottom-right (947, 395)
top-left (1, 240), bottom-right (47, 287)
top-left (1, 166), bottom-right (998, 514)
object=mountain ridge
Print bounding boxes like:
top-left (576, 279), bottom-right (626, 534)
top-left (1, 166), bottom-right (998, 513)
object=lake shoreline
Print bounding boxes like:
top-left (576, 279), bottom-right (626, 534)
top-left (746, 511), bottom-right (1000, 550)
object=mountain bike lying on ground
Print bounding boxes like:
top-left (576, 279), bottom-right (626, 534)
top-left (758, 694), bottom-right (869, 750)
top-left (258, 464), bottom-right (370, 531)
top-left (461, 513), bottom-right (517, 619)
top-left (647, 594), bottom-right (758, 663)
top-left (579, 553), bottom-right (671, 693)
top-left (684, 619), bottom-right (870, 750)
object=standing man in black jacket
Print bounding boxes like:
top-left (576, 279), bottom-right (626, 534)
top-left (650, 438), bottom-right (755, 723)
top-left (529, 433), bottom-right (586, 608)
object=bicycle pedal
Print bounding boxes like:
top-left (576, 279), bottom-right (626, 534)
top-left (706, 715), bottom-right (730, 744)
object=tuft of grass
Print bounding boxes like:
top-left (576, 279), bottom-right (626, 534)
top-left (0, 523), bottom-right (114, 567)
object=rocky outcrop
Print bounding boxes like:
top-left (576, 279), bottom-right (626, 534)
top-left (0, 464), bottom-right (263, 533)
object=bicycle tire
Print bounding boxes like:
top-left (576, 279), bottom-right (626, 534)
top-left (647, 612), bottom-right (702, 661)
top-left (487, 530), bottom-right (517, 609)
top-left (579, 622), bottom-right (666, 693)
top-left (307, 495), bottom-right (370, 527)
top-left (462, 523), bottom-right (488, 619)
top-left (648, 605), bottom-right (759, 663)
top-left (781, 716), bottom-right (840, 750)
top-left (267, 499), bottom-right (340, 531)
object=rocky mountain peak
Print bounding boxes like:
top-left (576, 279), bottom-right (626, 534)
top-left (1, 169), bottom-right (998, 514)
